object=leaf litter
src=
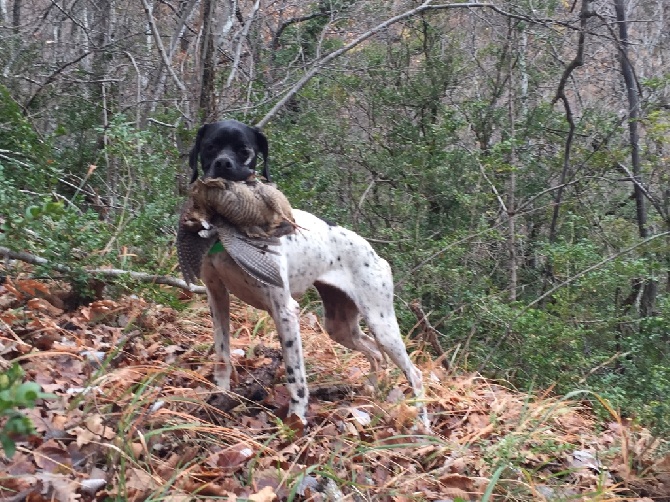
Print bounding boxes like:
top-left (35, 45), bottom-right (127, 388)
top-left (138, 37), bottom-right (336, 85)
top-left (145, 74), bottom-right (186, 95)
top-left (0, 276), bottom-right (668, 501)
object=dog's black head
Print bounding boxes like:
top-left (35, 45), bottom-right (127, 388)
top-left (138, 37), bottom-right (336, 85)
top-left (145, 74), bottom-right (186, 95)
top-left (189, 120), bottom-right (269, 183)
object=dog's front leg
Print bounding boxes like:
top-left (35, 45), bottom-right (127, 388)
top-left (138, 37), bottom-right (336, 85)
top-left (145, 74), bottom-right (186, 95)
top-left (272, 294), bottom-right (309, 422)
top-left (202, 263), bottom-right (232, 391)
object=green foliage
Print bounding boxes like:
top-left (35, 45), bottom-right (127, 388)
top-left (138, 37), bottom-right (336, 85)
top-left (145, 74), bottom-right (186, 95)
top-left (1, 89), bottom-right (182, 299)
top-left (0, 363), bottom-right (55, 458)
top-left (261, 23), bottom-right (670, 438)
top-left (0, 3), bottom-right (669, 444)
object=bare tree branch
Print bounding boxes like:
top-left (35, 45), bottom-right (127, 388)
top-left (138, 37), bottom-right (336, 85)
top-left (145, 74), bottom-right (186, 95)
top-left (140, 0), bottom-right (187, 92)
top-left (617, 162), bottom-right (667, 221)
top-left (225, 0), bottom-right (260, 88)
top-left (409, 299), bottom-right (449, 369)
top-left (0, 246), bottom-right (205, 294)
top-left (271, 11), bottom-right (331, 51)
top-left (549, 0), bottom-right (593, 244)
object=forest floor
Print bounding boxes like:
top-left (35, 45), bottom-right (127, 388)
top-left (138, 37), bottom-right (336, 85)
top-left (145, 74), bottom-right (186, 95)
top-left (0, 276), bottom-right (669, 501)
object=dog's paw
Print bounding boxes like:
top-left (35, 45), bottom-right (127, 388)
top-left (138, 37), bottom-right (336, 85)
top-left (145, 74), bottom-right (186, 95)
top-left (213, 368), bottom-right (232, 392)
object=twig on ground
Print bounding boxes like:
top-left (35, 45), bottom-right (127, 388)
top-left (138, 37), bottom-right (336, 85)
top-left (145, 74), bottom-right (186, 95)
top-left (0, 246), bottom-right (205, 294)
top-left (409, 299), bottom-right (449, 369)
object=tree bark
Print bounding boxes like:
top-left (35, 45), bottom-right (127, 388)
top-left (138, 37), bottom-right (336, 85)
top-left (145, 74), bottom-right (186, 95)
top-left (614, 0), bottom-right (657, 316)
top-left (197, 0), bottom-right (216, 121)
top-left (11, 0), bottom-right (20, 34)
top-left (506, 17), bottom-right (518, 302)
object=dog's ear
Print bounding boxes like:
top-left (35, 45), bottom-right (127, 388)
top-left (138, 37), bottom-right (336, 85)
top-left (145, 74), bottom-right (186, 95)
top-left (253, 127), bottom-right (270, 182)
top-left (189, 124), bottom-right (208, 183)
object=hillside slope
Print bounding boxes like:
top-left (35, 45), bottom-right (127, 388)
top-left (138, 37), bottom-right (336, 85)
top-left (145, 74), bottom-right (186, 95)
top-left (0, 277), bottom-right (668, 501)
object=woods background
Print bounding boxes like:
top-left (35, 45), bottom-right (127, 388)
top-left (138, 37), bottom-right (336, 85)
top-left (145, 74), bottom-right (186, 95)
top-left (1, 0), bottom-right (669, 434)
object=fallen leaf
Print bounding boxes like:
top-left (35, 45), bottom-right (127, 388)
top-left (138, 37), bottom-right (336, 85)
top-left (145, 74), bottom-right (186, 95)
top-left (68, 426), bottom-right (97, 447)
top-left (350, 407), bottom-right (371, 426)
top-left (27, 298), bottom-right (63, 316)
top-left (34, 472), bottom-right (79, 502)
top-left (33, 441), bottom-right (72, 474)
top-left (85, 414), bottom-right (115, 439)
top-left (216, 443), bottom-right (255, 472)
top-left (248, 485), bottom-right (276, 502)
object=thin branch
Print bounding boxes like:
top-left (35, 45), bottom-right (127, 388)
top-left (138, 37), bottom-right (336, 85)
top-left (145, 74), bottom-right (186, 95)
top-left (394, 216), bottom-right (509, 289)
top-left (408, 299), bottom-right (449, 369)
top-left (0, 246), bottom-right (205, 294)
top-left (0, 152), bottom-right (33, 168)
top-left (225, 0), bottom-right (260, 88)
top-left (271, 12), bottom-right (331, 50)
top-left (531, 234), bottom-right (669, 310)
top-left (147, 118), bottom-right (178, 128)
top-left (617, 162), bottom-right (667, 220)
top-left (356, 176), bottom-right (378, 214)
top-left (46, 0), bottom-right (89, 40)
top-left (140, 0), bottom-right (186, 92)
top-left (22, 33), bottom-right (140, 111)
top-left (24, 50), bottom-right (94, 110)
top-left (548, 0), bottom-right (592, 243)
top-left (478, 161), bottom-right (507, 213)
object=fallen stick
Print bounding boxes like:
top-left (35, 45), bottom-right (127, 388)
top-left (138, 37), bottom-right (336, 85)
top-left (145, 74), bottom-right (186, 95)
top-left (409, 299), bottom-right (449, 370)
top-left (0, 246), bottom-right (205, 294)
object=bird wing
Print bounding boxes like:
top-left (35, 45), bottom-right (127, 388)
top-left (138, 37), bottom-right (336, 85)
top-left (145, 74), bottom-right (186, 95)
top-left (216, 223), bottom-right (285, 288)
top-left (177, 220), bottom-right (217, 285)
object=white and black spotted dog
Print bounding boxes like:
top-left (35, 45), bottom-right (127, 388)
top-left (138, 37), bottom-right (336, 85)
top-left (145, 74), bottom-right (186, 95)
top-left (188, 119), bottom-right (428, 427)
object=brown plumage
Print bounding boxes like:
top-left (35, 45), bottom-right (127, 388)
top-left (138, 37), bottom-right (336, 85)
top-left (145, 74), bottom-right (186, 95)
top-left (188, 178), bottom-right (296, 238)
top-left (177, 179), bottom-right (297, 288)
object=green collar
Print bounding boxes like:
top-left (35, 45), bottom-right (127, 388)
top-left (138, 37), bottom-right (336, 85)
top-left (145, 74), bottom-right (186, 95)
top-left (208, 241), bottom-right (225, 255)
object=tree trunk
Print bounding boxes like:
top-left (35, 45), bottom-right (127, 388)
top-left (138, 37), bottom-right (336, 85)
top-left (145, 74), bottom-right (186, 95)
top-left (614, 0), bottom-right (657, 316)
top-left (506, 18), bottom-right (518, 302)
top-left (549, 0), bottom-right (591, 244)
top-left (91, 0), bottom-right (117, 211)
top-left (614, 0), bottom-right (646, 239)
top-left (198, 0), bottom-right (216, 121)
top-left (11, 0), bottom-right (20, 34)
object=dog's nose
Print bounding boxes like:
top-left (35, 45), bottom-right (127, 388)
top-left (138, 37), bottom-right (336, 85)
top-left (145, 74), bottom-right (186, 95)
top-left (213, 156), bottom-right (233, 172)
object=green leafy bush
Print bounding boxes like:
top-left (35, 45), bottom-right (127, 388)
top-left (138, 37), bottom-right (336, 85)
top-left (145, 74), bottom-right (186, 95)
top-left (0, 363), bottom-right (55, 458)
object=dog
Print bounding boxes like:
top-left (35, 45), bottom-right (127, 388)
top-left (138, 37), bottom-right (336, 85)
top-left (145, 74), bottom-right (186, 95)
top-left (187, 119), bottom-right (428, 427)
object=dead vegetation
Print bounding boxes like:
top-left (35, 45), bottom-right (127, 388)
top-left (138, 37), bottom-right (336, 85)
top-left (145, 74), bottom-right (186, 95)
top-left (0, 276), bottom-right (669, 501)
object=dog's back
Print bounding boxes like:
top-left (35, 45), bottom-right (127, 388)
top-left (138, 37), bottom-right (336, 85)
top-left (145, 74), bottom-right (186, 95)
top-left (282, 210), bottom-right (391, 299)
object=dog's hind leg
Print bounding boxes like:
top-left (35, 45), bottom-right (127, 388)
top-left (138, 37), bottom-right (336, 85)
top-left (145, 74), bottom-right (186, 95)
top-left (202, 261), bottom-right (233, 391)
top-left (350, 259), bottom-right (429, 427)
top-left (363, 310), bottom-right (429, 428)
top-left (314, 282), bottom-right (384, 384)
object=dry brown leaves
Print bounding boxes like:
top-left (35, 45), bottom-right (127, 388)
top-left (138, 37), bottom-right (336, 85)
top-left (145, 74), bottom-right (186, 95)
top-left (0, 275), bottom-right (668, 501)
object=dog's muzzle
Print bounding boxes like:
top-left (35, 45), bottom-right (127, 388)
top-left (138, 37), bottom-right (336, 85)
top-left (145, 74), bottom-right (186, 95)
top-left (205, 154), bottom-right (254, 181)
